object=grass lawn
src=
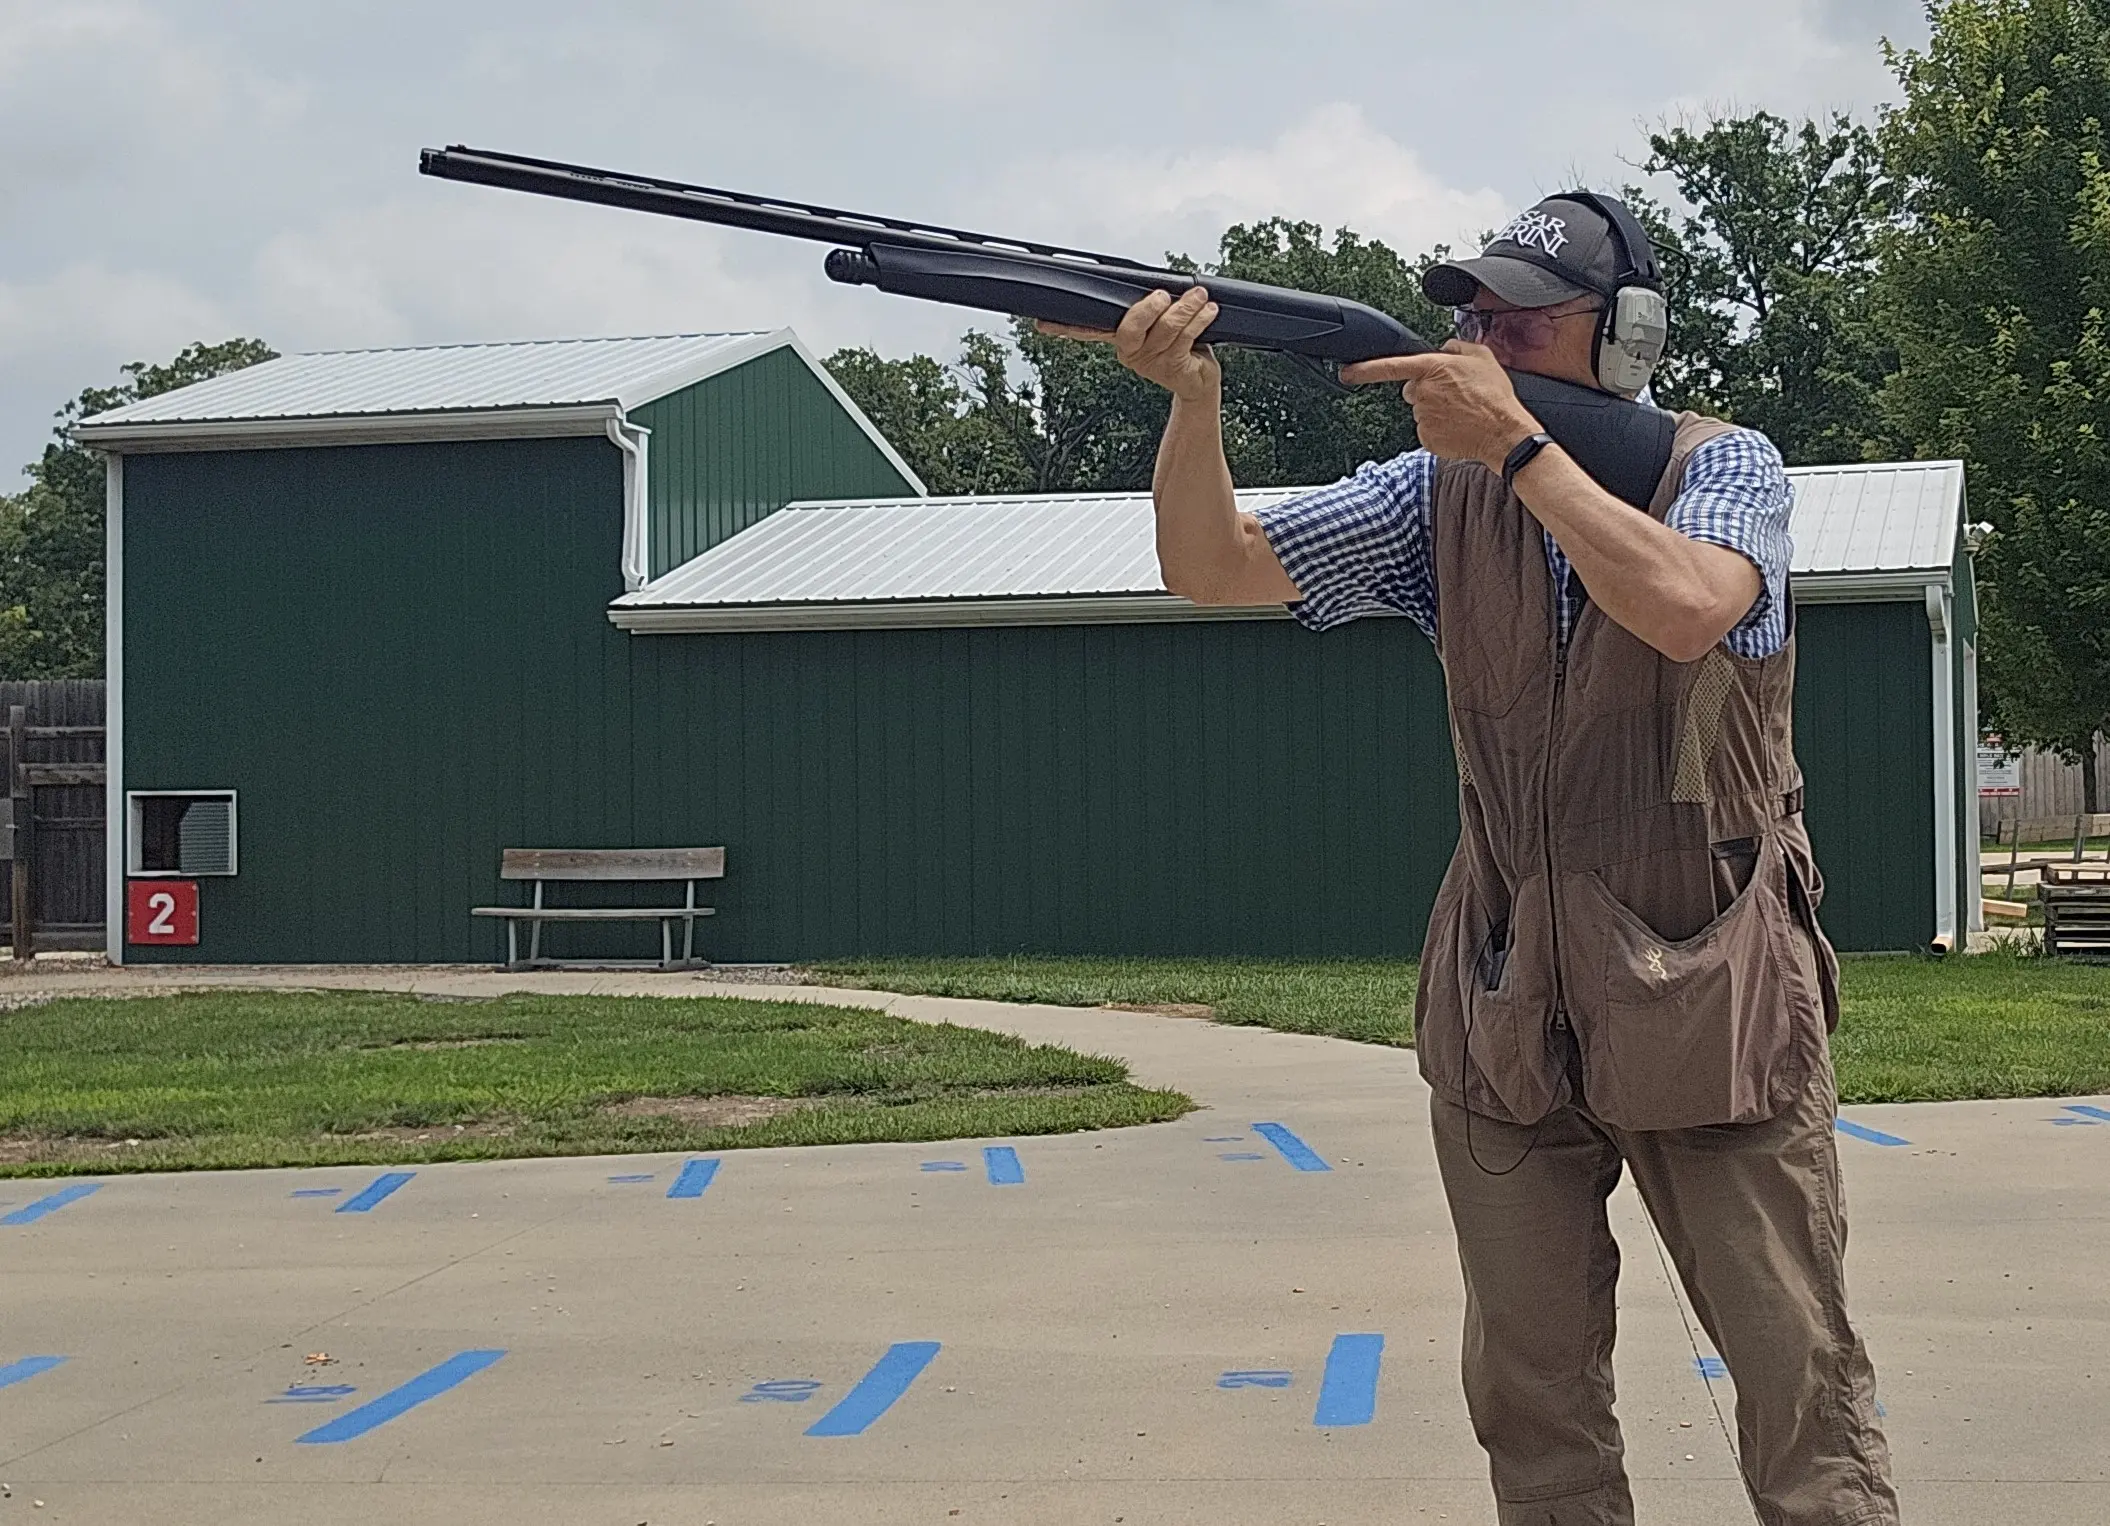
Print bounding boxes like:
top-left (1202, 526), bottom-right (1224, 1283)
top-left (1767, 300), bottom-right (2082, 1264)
top-left (0, 989), bottom-right (1190, 1178)
top-left (809, 949), bottom-right (2110, 1105)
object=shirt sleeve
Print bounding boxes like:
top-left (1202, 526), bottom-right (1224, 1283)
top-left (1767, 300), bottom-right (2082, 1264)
top-left (1251, 450), bottom-right (1438, 638)
top-left (1666, 428), bottom-right (1794, 660)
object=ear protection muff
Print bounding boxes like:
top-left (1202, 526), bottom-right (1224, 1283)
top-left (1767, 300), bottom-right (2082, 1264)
top-left (1555, 191), bottom-right (1669, 397)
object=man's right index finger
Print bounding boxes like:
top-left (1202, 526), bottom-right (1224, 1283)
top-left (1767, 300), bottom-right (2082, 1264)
top-left (1339, 353), bottom-right (1445, 386)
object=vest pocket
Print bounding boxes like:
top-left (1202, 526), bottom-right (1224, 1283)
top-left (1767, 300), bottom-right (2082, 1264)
top-left (1781, 833), bottom-right (1841, 1032)
top-left (1416, 868), bottom-right (1567, 1125)
top-left (1568, 832), bottom-right (1814, 1130)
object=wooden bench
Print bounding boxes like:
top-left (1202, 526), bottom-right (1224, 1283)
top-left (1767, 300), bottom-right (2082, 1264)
top-left (1989, 812), bottom-right (2110, 897)
top-left (471, 847), bottom-right (724, 970)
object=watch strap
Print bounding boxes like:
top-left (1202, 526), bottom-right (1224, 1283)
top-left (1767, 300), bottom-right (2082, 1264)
top-left (1501, 431), bottom-right (1556, 490)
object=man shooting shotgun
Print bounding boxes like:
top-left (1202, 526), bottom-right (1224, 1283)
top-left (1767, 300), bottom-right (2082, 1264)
top-left (1046, 197), bottom-right (1900, 1526)
top-left (421, 150), bottom-right (1899, 1525)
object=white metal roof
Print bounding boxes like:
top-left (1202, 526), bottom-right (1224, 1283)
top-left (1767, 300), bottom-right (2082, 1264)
top-left (612, 459), bottom-right (1968, 632)
top-left (1786, 460), bottom-right (1964, 578)
top-left (79, 332), bottom-right (767, 427)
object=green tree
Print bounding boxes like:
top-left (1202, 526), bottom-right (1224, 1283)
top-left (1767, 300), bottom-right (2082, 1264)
top-left (1627, 110), bottom-right (1896, 464)
top-left (1207, 218), bottom-right (1454, 486)
top-left (1, 339), bottom-right (277, 679)
top-left (823, 344), bottom-right (1030, 494)
top-left (1875, 0), bottom-right (2110, 808)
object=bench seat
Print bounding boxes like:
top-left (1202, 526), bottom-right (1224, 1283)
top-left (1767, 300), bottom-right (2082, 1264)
top-left (471, 906), bottom-right (718, 921)
top-left (471, 847), bottom-right (724, 970)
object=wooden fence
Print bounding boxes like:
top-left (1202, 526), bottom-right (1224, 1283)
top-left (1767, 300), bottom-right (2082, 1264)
top-left (0, 680), bottom-right (106, 956)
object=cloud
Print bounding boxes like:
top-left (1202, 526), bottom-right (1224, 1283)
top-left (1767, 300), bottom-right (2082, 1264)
top-left (248, 190), bottom-right (964, 361)
top-left (990, 103), bottom-right (1512, 265)
top-left (704, 0), bottom-right (1071, 98)
top-left (0, 264), bottom-right (233, 365)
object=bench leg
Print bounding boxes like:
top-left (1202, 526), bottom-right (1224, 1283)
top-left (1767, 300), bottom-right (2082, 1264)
top-left (661, 917), bottom-right (673, 970)
top-left (505, 920), bottom-right (517, 971)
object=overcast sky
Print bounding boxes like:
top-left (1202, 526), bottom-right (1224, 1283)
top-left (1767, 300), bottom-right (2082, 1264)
top-left (2, 0), bottom-right (1929, 474)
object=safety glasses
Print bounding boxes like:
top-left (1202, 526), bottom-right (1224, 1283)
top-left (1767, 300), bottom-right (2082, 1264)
top-left (1452, 304), bottom-right (1597, 349)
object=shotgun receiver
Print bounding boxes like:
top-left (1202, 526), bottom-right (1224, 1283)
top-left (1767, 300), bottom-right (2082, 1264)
top-left (418, 145), bottom-right (1677, 509)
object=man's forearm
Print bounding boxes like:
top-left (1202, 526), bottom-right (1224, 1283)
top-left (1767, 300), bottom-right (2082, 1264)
top-left (1511, 446), bottom-right (1761, 662)
top-left (1153, 391), bottom-right (1300, 605)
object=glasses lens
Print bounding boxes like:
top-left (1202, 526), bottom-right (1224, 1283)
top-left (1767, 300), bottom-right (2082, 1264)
top-left (1455, 306), bottom-right (1562, 348)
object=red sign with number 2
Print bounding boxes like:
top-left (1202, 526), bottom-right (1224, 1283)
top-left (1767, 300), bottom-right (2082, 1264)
top-left (127, 880), bottom-right (199, 945)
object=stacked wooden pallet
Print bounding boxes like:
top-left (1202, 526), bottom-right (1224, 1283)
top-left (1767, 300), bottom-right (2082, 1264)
top-left (2040, 862), bottom-right (2110, 961)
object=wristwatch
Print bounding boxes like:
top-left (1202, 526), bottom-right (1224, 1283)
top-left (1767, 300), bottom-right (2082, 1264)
top-left (1501, 431), bottom-right (1556, 491)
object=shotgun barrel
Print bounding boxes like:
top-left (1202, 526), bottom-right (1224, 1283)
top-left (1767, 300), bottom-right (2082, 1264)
top-left (418, 145), bottom-right (1677, 509)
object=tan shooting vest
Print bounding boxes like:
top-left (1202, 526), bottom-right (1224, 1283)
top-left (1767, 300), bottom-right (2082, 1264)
top-left (1415, 414), bottom-right (1841, 1130)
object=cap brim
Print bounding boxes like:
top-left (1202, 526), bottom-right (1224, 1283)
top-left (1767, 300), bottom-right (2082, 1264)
top-left (1422, 254), bottom-right (1591, 309)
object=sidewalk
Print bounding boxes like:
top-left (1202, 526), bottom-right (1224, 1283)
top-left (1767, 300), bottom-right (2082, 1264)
top-left (0, 963), bottom-right (2102, 1523)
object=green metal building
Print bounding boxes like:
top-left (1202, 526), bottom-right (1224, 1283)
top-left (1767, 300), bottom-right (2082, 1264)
top-left (80, 333), bottom-right (1977, 963)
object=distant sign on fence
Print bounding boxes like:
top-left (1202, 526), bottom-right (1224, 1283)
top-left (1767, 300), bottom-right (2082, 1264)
top-left (1978, 736), bottom-right (2022, 797)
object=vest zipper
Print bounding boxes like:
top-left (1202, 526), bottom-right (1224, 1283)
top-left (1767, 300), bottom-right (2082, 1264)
top-left (1545, 584), bottom-right (1571, 1038)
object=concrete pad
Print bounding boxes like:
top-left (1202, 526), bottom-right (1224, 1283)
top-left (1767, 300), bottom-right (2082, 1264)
top-left (0, 963), bottom-right (2105, 1523)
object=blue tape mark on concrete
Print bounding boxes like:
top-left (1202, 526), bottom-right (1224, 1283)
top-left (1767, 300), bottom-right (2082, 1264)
top-left (2051, 1118), bottom-right (2103, 1127)
top-left (668, 1158), bottom-right (721, 1198)
top-left (606, 1173), bottom-right (656, 1183)
top-left (805, 1341), bottom-right (941, 1437)
top-left (295, 1349), bottom-right (506, 1444)
top-left (1876, 1399), bottom-right (1887, 1418)
top-left (335, 1172), bottom-right (416, 1213)
top-left (1834, 1119), bottom-right (1910, 1148)
top-left (1253, 1123), bottom-right (1332, 1172)
top-left (0, 1356), bottom-right (67, 1390)
top-left (290, 1188), bottom-right (344, 1198)
top-left (1694, 1355), bottom-right (1729, 1380)
top-left (1203, 1136), bottom-right (1246, 1143)
top-left (2, 1182), bottom-right (101, 1226)
top-left (982, 1146), bottom-right (1025, 1186)
top-left (1219, 1369), bottom-right (1292, 1389)
top-left (2064, 1103), bottom-right (2110, 1122)
top-left (267, 1384), bottom-right (357, 1403)
top-left (1219, 1152), bottom-right (1267, 1161)
top-left (1313, 1334), bottom-right (1383, 1427)
top-left (920, 1161), bottom-right (969, 1172)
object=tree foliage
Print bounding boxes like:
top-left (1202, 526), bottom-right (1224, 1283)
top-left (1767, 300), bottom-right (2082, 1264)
top-left (1628, 110), bottom-right (1896, 464)
top-left (0, 339), bottom-right (277, 679)
top-left (1874, 0), bottom-right (2110, 805)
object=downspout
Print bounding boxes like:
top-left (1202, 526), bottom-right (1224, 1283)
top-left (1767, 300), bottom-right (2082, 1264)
top-left (104, 452), bottom-right (125, 965)
top-left (608, 414), bottom-right (652, 593)
top-left (1925, 583), bottom-right (1958, 951)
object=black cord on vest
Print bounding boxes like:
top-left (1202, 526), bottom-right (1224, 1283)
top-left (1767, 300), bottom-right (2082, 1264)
top-left (1463, 923), bottom-right (1546, 1176)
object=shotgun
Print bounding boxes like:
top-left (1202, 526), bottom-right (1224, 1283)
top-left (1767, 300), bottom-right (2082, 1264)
top-left (418, 145), bottom-right (1677, 509)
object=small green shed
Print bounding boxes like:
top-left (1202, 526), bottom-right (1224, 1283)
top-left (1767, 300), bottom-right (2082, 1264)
top-left (83, 330), bottom-right (1975, 964)
top-left (78, 331), bottom-right (925, 965)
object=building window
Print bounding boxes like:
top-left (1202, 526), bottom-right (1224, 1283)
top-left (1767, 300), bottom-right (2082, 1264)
top-left (128, 791), bottom-right (238, 876)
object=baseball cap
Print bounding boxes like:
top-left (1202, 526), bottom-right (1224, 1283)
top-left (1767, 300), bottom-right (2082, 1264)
top-left (1422, 194), bottom-right (1642, 309)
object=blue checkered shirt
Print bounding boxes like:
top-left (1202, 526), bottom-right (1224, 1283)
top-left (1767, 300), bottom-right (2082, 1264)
top-left (1253, 429), bottom-right (1793, 658)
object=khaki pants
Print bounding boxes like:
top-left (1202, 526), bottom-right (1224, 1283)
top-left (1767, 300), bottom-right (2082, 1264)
top-left (1430, 1059), bottom-right (1899, 1526)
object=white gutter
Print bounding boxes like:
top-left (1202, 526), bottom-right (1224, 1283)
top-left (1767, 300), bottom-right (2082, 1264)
top-left (1789, 568), bottom-right (1952, 603)
top-left (72, 403), bottom-right (620, 454)
top-left (609, 593), bottom-right (1306, 634)
top-left (104, 453), bottom-right (124, 965)
top-left (607, 415), bottom-right (652, 593)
